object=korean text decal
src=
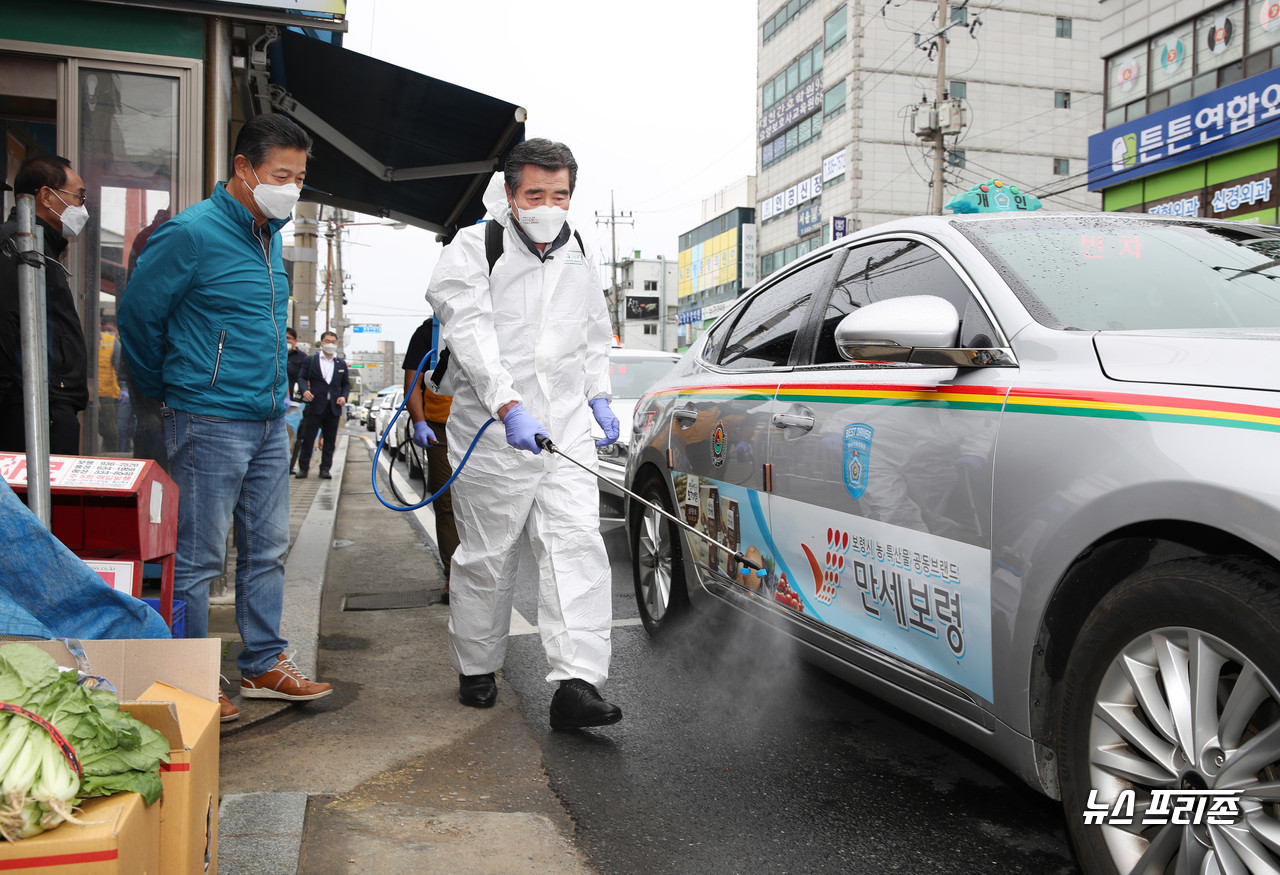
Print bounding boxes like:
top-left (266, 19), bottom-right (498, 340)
top-left (672, 469), bottom-right (994, 702)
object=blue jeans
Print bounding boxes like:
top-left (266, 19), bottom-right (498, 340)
top-left (164, 409), bottom-right (289, 676)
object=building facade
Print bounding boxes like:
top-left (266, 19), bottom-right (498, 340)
top-left (1089, 0), bottom-right (1280, 223)
top-left (618, 254), bottom-right (680, 352)
top-left (756, 0), bottom-right (1102, 278)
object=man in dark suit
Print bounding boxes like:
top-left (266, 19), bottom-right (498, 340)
top-left (295, 330), bottom-right (349, 480)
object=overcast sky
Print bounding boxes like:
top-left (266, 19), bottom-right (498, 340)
top-left (311, 0), bottom-right (758, 356)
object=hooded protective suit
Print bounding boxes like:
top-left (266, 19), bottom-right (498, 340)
top-left (425, 174), bottom-right (614, 685)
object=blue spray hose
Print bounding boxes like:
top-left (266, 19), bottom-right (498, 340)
top-left (371, 349), bottom-right (496, 511)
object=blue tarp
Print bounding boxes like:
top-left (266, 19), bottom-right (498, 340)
top-left (0, 478), bottom-right (170, 639)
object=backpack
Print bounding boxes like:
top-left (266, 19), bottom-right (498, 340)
top-left (428, 220), bottom-right (586, 394)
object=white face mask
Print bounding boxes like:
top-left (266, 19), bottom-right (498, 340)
top-left (514, 205), bottom-right (568, 244)
top-left (249, 166), bottom-right (302, 220)
top-left (52, 192), bottom-right (89, 238)
top-left (322, 343), bottom-right (337, 355)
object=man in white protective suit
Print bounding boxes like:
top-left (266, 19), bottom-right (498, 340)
top-left (424, 139), bottom-right (623, 730)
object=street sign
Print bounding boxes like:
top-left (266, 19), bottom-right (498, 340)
top-left (351, 324), bottom-right (382, 335)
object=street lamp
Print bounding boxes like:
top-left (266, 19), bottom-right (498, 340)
top-left (322, 215), bottom-right (407, 355)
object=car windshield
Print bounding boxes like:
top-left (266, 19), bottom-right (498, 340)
top-left (609, 356), bottom-right (678, 398)
top-left (962, 217), bottom-right (1280, 330)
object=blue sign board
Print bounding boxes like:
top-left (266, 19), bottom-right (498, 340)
top-left (798, 203), bottom-right (822, 237)
top-left (351, 324), bottom-right (382, 335)
top-left (1088, 66), bottom-right (1280, 191)
top-left (831, 216), bottom-right (848, 239)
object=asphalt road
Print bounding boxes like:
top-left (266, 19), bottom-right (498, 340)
top-left (505, 526), bottom-right (1081, 875)
top-left (377, 432), bottom-right (1081, 874)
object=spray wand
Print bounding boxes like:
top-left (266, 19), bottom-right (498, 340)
top-left (534, 434), bottom-right (766, 579)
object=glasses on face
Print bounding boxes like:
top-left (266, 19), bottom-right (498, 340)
top-left (55, 188), bottom-right (88, 206)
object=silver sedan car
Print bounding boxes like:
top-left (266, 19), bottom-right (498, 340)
top-left (625, 212), bottom-right (1280, 874)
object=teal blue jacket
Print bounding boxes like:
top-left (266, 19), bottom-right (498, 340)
top-left (118, 184), bottom-right (290, 421)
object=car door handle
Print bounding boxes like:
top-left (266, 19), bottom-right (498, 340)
top-left (674, 406), bottom-right (699, 427)
top-left (771, 412), bottom-right (815, 431)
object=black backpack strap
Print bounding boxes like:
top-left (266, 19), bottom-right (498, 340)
top-left (485, 219), bottom-right (503, 275)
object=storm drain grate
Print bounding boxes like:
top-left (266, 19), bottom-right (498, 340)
top-left (342, 590), bottom-right (433, 611)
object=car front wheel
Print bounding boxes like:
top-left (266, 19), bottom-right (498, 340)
top-left (631, 476), bottom-right (689, 637)
top-left (1057, 557), bottom-right (1280, 874)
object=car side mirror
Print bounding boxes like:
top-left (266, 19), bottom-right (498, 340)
top-left (834, 295), bottom-right (960, 363)
top-left (833, 295), bottom-right (1014, 367)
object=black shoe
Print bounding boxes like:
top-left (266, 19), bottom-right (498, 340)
top-left (458, 673), bottom-right (496, 708)
top-left (319, 471), bottom-right (332, 480)
top-left (295, 470), bottom-right (308, 479)
top-left (550, 679), bottom-right (621, 730)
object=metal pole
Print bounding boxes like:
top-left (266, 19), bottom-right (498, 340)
top-left (931, 0), bottom-right (949, 214)
top-left (657, 254), bottom-right (667, 352)
top-left (16, 195), bottom-right (51, 528)
top-left (334, 222), bottom-right (346, 356)
top-left (206, 17), bottom-right (231, 195)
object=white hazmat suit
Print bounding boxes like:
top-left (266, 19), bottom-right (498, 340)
top-left (425, 175), bottom-right (614, 686)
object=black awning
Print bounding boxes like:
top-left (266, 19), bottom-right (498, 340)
top-left (267, 29), bottom-right (524, 242)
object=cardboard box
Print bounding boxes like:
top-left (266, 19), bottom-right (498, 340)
top-left (0, 792), bottom-right (159, 873)
top-left (3, 639), bottom-right (222, 873)
top-left (123, 682), bottom-right (220, 874)
top-left (23, 639), bottom-right (219, 703)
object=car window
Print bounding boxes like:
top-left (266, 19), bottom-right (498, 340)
top-left (710, 255), bottom-right (832, 369)
top-left (811, 239), bottom-right (997, 365)
top-left (962, 218), bottom-right (1280, 330)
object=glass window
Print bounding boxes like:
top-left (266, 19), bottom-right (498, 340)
top-left (1053, 157), bottom-right (1070, 175)
top-left (785, 127), bottom-right (799, 151)
top-left (950, 80), bottom-right (967, 99)
top-left (712, 255), bottom-right (832, 369)
top-left (786, 64), bottom-right (799, 94)
top-left (1248, 0), bottom-right (1280, 53)
top-left (963, 217), bottom-right (1280, 331)
top-left (763, 80), bottom-right (775, 110)
top-left (825, 6), bottom-right (848, 54)
top-left (1055, 90), bottom-right (1071, 108)
top-left (1107, 53), bottom-right (1145, 110)
top-left (811, 240), bottom-right (994, 365)
top-left (951, 6), bottom-right (968, 25)
top-left (824, 80), bottom-right (846, 120)
top-left (1056, 17), bottom-right (1072, 38)
top-left (1197, 2), bottom-right (1244, 72)
top-left (1149, 23), bottom-right (1194, 92)
top-left (79, 68), bottom-right (180, 457)
top-left (948, 150), bottom-right (966, 167)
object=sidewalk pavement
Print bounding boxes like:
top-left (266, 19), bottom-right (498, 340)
top-left (212, 431), bottom-right (592, 874)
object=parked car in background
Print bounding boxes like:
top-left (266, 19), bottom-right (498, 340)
top-left (367, 386), bottom-right (396, 434)
top-left (625, 208), bottom-right (1280, 874)
top-left (594, 347), bottom-right (680, 527)
top-left (378, 388), bottom-right (404, 451)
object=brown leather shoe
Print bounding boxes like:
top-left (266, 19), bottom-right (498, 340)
top-left (240, 654), bottom-right (333, 701)
top-left (219, 690), bottom-right (240, 723)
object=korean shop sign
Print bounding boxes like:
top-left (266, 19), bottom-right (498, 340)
top-left (1088, 66), bottom-right (1280, 191)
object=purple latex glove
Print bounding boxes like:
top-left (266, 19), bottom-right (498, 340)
top-left (502, 403), bottom-right (547, 454)
top-left (589, 397), bottom-right (619, 447)
top-left (412, 420), bottom-right (437, 448)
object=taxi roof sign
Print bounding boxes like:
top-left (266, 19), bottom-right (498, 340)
top-left (946, 178), bottom-right (1042, 214)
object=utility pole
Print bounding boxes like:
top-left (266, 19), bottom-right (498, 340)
top-left (594, 191), bottom-right (633, 342)
top-left (931, 0), bottom-right (948, 214)
top-left (333, 220), bottom-right (347, 356)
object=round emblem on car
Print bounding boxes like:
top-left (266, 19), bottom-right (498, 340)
top-left (712, 423), bottom-right (726, 467)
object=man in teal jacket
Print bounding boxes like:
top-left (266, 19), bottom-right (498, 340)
top-left (118, 114), bottom-right (332, 723)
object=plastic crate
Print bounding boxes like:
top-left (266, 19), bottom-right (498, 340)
top-left (143, 598), bottom-right (185, 639)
